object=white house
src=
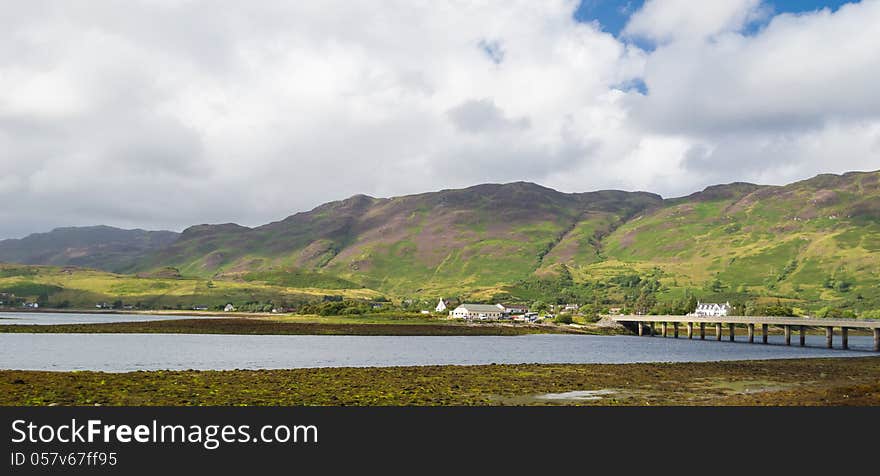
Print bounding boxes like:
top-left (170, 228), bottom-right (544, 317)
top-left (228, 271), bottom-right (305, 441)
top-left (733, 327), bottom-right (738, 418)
top-left (693, 301), bottom-right (731, 317)
top-left (224, 303), bottom-right (235, 312)
top-left (498, 303), bottom-right (529, 315)
top-left (450, 304), bottom-right (503, 320)
top-left (435, 299), bottom-right (449, 313)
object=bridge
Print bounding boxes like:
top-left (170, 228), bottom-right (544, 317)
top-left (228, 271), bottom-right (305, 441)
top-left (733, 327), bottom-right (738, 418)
top-left (610, 315), bottom-right (880, 351)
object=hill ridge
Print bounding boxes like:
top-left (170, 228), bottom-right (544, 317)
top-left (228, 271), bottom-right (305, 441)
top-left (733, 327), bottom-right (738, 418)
top-left (1, 171), bottom-right (878, 310)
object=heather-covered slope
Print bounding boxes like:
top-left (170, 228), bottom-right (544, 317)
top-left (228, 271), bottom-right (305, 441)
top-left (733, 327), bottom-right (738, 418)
top-left (0, 226), bottom-right (179, 273)
top-left (4, 171), bottom-right (879, 312)
top-left (138, 183), bottom-right (663, 293)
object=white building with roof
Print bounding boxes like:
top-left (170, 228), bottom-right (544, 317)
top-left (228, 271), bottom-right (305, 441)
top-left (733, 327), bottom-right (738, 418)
top-left (450, 303), bottom-right (503, 320)
top-left (693, 301), bottom-right (731, 317)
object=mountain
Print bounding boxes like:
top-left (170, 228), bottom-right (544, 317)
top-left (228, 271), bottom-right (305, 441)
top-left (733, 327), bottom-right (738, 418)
top-left (139, 183), bottom-right (663, 293)
top-left (586, 170), bottom-right (880, 312)
top-left (2, 170), bottom-right (879, 312)
top-left (0, 226), bottom-right (179, 273)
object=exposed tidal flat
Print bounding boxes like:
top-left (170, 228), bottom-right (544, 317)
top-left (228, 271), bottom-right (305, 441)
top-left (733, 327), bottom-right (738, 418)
top-left (2, 358), bottom-right (879, 406)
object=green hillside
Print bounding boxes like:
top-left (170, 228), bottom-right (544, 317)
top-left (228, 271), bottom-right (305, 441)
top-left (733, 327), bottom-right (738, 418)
top-left (138, 183), bottom-right (663, 295)
top-left (591, 171), bottom-right (880, 313)
top-left (2, 171), bottom-right (880, 315)
top-left (0, 264), bottom-right (381, 311)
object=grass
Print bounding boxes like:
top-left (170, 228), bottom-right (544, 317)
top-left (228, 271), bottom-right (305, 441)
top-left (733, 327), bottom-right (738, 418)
top-left (243, 269), bottom-right (362, 289)
top-left (0, 264), bottom-right (383, 309)
top-left (2, 357), bottom-right (879, 406)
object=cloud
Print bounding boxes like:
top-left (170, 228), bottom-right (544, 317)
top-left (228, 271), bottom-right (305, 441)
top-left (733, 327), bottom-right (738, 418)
top-left (632, 2), bottom-right (880, 133)
top-left (447, 99), bottom-right (530, 134)
top-left (621, 0), bottom-right (880, 187)
top-left (623, 0), bottom-right (767, 43)
top-left (1, 0), bottom-right (879, 238)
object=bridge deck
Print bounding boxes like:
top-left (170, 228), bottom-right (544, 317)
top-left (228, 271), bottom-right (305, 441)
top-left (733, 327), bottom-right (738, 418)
top-left (611, 315), bottom-right (880, 329)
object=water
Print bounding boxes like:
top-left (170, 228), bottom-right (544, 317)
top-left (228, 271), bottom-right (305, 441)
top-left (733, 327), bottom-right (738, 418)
top-left (0, 333), bottom-right (875, 372)
top-left (0, 312), bottom-right (217, 326)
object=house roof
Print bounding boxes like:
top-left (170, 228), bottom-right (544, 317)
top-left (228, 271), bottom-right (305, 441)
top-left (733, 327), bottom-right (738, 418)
top-left (455, 304), bottom-right (502, 313)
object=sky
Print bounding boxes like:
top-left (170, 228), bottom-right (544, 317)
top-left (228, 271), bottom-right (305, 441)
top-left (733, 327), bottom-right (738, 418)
top-left (1, 0), bottom-right (879, 238)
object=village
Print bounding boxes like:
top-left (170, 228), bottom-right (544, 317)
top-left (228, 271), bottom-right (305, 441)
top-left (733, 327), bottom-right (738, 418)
top-left (2, 288), bottom-right (735, 323)
top-left (432, 298), bottom-right (733, 322)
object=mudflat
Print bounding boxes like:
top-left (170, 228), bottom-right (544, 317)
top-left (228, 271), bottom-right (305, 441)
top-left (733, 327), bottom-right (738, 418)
top-left (2, 357), bottom-right (878, 406)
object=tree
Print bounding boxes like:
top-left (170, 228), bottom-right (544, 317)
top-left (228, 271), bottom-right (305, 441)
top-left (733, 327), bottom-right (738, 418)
top-left (556, 264), bottom-right (574, 287)
top-left (823, 276), bottom-right (835, 289)
top-left (531, 300), bottom-right (549, 313)
top-left (684, 294), bottom-right (698, 314)
top-left (634, 291), bottom-right (656, 315)
top-left (708, 278), bottom-right (724, 293)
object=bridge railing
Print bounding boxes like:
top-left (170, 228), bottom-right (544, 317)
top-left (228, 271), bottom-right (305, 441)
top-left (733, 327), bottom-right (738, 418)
top-left (608, 315), bottom-right (880, 351)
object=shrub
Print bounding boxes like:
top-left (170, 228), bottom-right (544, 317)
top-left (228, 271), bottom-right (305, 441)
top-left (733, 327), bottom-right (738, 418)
top-left (816, 307), bottom-right (856, 319)
top-left (554, 314), bottom-right (574, 324)
top-left (860, 309), bottom-right (880, 319)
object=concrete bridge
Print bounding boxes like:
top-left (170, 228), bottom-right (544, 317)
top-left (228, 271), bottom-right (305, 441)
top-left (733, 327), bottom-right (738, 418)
top-left (611, 315), bottom-right (880, 351)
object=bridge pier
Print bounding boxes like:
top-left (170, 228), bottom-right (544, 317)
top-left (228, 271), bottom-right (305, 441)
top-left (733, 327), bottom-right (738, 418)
top-left (615, 316), bottom-right (880, 352)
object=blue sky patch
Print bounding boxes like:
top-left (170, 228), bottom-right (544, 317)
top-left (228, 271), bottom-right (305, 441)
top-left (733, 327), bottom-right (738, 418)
top-left (574, 0), bottom-right (858, 37)
top-left (614, 77), bottom-right (648, 95)
top-left (479, 39), bottom-right (505, 64)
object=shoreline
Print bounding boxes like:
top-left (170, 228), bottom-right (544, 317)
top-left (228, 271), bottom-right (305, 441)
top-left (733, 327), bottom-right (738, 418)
top-left (3, 357), bottom-right (878, 406)
top-left (0, 317), bottom-right (599, 336)
top-left (0, 307), bottom-right (280, 318)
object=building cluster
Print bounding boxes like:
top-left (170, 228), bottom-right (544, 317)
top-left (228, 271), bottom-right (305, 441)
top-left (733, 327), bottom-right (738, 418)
top-left (0, 292), bottom-right (40, 309)
top-left (95, 302), bottom-right (134, 310)
top-left (690, 301), bottom-right (731, 317)
top-left (437, 299), bottom-right (552, 322)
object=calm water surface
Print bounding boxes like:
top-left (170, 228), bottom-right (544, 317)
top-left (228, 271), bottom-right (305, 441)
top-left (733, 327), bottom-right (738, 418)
top-left (0, 332), bottom-right (875, 372)
top-left (0, 312), bottom-right (217, 326)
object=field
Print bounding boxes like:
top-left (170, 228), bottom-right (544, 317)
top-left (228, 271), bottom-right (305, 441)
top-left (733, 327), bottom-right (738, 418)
top-left (2, 357), bottom-right (878, 406)
top-left (0, 264), bottom-right (382, 310)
